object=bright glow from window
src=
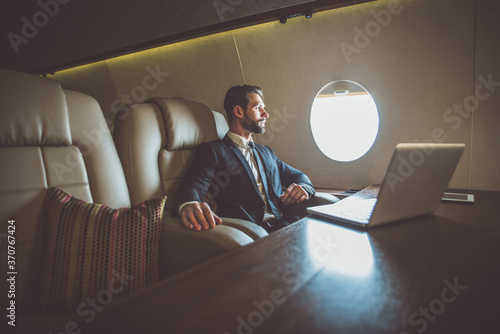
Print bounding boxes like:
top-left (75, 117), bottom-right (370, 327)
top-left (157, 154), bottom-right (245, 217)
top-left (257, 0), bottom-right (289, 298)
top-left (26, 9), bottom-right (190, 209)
top-left (311, 81), bottom-right (379, 162)
top-left (306, 223), bottom-right (374, 278)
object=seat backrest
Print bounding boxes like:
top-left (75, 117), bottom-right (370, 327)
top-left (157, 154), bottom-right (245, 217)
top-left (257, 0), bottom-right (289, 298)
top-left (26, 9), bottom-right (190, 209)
top-left (113, 97), bottom-right (228, 212)
top-left (0, 68), bottom-right (131, 309)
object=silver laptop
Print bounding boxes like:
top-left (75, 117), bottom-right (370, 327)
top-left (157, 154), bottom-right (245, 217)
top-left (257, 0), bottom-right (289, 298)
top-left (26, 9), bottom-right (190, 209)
top-left (307, 143), bottom-right (465, 227)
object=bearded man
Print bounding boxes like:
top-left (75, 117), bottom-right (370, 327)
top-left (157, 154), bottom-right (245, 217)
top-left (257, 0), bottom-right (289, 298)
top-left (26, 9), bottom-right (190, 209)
top-left (177, 85), bottom-right (315, 233)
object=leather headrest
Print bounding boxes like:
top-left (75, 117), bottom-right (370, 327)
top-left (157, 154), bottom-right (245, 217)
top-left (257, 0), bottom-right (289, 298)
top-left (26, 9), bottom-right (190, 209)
top-left (212, 110), bottom-right (229, 139)
top-left (0, 68), bottom-right (71, 146)
top-left (147, 97), bottom-right (219, 151)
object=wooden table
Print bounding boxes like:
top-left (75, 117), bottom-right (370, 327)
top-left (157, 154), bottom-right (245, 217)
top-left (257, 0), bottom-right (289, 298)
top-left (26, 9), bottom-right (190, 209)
top-left (91, 189), bottom-right (500, 334)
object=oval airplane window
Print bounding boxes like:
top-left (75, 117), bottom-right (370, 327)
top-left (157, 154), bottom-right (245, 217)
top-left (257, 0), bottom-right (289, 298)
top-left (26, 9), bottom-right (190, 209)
top-left (310, 80), bottom-right (379, 162)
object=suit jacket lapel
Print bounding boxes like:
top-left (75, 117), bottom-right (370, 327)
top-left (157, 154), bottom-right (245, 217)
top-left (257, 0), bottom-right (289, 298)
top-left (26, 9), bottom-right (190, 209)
top-left (253, 144), bottom-right (273, 189)
top-left (253, 143), bottom-right (283, 219)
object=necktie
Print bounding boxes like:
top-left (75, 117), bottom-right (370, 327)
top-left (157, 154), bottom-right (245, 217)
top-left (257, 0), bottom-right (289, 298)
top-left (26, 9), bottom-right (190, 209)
top-left (249, 141), bottom-right (283, 220)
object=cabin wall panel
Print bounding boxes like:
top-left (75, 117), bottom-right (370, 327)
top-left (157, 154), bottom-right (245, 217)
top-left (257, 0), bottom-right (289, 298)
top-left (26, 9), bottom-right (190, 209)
top-left (48, 0), bottom-right (499, 191)
top-left (104, 32), bottom-right (244, 120)
top-left (50, 62), bottom-right (119, 126)
top-left (51, 33), bottom-right (244, 127)
top-left (472, 0), bottom-right (500, 191)
top-left (238, 0), bottom-right (475, 190)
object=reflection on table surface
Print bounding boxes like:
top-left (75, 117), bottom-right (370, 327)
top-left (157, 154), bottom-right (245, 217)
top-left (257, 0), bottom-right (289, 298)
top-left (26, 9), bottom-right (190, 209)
top-left (92, 190), bottom-right (500, 334)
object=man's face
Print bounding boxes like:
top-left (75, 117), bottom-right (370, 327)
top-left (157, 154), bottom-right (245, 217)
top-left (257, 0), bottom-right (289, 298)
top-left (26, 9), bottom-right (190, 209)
top-left (242, 93), bottom-right (269, 134)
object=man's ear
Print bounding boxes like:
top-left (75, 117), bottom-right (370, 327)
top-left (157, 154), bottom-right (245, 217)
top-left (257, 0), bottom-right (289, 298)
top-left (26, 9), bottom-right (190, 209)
top-left (233, 106), bottom-right (244, 119)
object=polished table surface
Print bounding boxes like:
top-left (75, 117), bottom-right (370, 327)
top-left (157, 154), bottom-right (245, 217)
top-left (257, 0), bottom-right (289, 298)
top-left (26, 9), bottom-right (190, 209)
top-left (92, 190), bottom-right (500, 334)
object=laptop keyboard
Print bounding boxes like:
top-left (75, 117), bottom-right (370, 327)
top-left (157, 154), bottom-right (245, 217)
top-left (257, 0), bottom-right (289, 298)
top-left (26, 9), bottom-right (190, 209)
top-left (331, 198), bottom-right (377, 223)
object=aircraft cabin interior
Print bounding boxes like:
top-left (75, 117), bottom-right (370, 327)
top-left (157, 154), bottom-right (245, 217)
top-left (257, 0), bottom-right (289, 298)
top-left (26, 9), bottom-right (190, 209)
top-left (1, 0), bottom-right (499, 333)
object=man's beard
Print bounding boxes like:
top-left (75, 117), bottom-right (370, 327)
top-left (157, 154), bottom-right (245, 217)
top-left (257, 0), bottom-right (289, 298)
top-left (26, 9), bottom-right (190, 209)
top-left (242, 113), bottom-right (266, 134)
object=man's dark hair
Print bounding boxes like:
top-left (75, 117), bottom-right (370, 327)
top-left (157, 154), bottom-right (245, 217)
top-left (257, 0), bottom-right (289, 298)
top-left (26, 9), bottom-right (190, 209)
top-left (223, 85), bottom-right (263, 123)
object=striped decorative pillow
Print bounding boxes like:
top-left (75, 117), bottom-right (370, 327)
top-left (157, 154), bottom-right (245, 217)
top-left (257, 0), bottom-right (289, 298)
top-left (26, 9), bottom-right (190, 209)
top-left (38, 187), bottom-right (166, 311)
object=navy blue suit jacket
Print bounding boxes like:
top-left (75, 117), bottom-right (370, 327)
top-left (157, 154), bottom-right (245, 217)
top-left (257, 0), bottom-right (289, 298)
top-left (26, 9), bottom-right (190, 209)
top-left (177, 134), bottom-right (315, 224)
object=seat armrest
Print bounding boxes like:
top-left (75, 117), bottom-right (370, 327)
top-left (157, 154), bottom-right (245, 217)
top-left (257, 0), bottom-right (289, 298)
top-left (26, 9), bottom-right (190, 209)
top-left (159, 214), bottom-right (255, 279)
top-left (294, 191), bottom-right (340, 217)
top-left (307, 191), bottom-right (340, 206)
top-left (220, 217), bottom-right (268, 240)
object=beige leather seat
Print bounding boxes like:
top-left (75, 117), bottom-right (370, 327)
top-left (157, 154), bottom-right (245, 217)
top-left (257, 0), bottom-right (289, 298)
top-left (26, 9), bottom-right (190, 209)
top-left (0, 69), bottom-right (260, 331)
top-left (113, 97), bottom-right (269, 277)
top-left (113, 97), bottom-right (339, 276)
top-left (0, 68), bottom-right (133, 330)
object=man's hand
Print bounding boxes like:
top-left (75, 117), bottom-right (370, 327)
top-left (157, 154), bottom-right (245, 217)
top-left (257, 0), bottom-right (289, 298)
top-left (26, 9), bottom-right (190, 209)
top-left (180, 202), bottom-right (222, 231)
top-left (280, 183), bottom-right (309, 205)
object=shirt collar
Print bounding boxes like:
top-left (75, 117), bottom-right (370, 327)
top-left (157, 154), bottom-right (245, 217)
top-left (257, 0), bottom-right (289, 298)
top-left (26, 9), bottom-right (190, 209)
top-left (227, 131), bottom-right (254, 150)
